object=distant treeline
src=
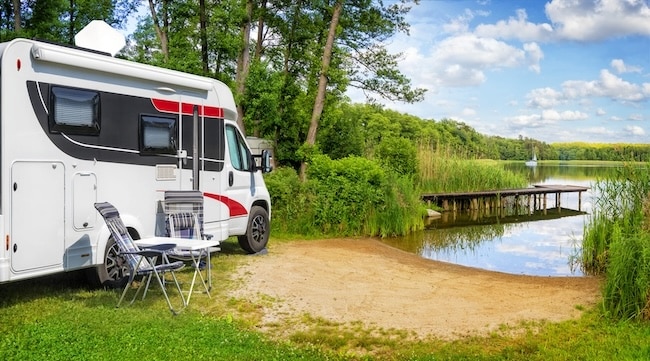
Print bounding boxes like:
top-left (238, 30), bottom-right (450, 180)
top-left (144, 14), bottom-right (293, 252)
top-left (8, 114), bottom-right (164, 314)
top-left (311, 104), bottom-right (649, 165)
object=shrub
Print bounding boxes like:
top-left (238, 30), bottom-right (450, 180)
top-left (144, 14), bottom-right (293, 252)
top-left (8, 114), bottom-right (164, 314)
top-left (265, 155), bottom-right (423, 237)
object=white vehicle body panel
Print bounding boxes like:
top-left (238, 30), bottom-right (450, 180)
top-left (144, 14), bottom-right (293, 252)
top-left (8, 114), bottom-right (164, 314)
top-left (0, 39), bottom-right (270, 283)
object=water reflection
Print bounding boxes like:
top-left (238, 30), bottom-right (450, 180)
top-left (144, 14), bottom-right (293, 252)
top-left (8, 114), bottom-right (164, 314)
top-left (382, 163), bottom-right (612, 277)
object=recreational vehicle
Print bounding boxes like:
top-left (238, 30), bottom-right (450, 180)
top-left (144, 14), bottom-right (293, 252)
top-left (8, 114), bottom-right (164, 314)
top-left (0, 37), bottom-right (272, 286)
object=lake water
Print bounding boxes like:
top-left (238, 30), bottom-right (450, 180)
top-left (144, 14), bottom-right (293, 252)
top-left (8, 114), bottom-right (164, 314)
top-left (381, 163), bottom-right (618, 277)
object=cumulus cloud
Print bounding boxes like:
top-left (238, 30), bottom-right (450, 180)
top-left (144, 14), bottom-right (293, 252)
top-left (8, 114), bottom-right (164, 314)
top-left (562, 69), bottom-right (648, 101)
top-left (545, 0), bottom-right (650, 41)
top-left (418, 34), bottom-right (544, 87)
top-left (526, 69), bottom-right (649, 108)
top-left (611, 59), bottom-right (643, 74)
top-left (475, 9), bottom-right (555, 42)
top-left (541, 109), bottom-right (589, 121)
top-left (624, 125), bottom-right (646, 136)
top-left (523, 42), bottom-right (543, 73)
top-left (526, 87), bottom-right (565, 108)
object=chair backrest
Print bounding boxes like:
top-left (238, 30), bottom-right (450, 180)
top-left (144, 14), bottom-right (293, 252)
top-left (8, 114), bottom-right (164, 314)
top-left (94, 202), bottom-right (152, 273)
top-left (164, 190), bottom-right (204, 240)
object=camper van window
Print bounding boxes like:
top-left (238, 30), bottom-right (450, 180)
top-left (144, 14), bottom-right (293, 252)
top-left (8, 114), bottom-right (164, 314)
top-left (226, 125), bottom-right (251, 171)
top-left (140, 115), bottom-right (177, 155)
top-left (50, 86), bottom-right (100, 135)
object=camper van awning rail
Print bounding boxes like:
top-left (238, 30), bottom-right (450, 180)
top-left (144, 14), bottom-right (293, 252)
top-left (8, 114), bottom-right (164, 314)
top-left (31, 43), bottom-right (213, 92)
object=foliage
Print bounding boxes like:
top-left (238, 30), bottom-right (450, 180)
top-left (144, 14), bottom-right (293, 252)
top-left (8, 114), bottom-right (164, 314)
top-left (374, 136), bottom-right (418, 177)
top-left (264, 155), bottom-right (423, 237)
top-left (553, 142), bottom-right (650, 162)
top-left (1, 0), bottom-right (138, 43)
top-left (581, 162), bottom-right (650, 320)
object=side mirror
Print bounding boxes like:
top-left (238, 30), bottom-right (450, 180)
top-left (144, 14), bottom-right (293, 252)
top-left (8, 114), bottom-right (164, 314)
top-left (260, 149), bottom-right (273, 173)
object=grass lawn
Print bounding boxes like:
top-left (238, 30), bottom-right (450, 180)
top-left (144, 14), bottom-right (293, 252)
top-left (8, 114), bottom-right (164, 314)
top-left (1, 238), bottom-right (649, 360)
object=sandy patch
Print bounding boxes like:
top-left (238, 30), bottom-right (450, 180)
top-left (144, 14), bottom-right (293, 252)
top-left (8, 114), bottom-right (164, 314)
top-left (231, 238), bottom-right (601, 340)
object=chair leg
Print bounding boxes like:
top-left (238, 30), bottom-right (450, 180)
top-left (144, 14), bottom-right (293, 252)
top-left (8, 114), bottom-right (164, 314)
top-left (116, 274), bottom-right (137, 308)
top-left (150, 268), bottom-right (184, 314)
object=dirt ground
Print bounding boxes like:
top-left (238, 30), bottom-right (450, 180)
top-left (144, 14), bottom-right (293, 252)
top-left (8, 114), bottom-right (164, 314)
top-left (231, 238), bottom-right (602, 340)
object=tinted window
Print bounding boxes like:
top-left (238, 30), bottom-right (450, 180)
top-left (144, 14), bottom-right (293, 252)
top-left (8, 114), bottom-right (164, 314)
top-left (50, 86), bottom-right (100, 135)
top-left (140, 115), bottom-right (177, 155)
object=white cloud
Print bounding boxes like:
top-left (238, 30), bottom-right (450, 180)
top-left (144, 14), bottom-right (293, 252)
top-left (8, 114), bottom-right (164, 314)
top-left (461, 107), bottom-right (477, 116)
top-left (624, 125), bottom-right (646, 136)
top-left (596, 108), bottom-right (607, 116)
top-left (475, 9), bottom-right (555, 42)
top-left (526, 87), bottom-right (564, 108)
top-left (611, 59), bottom-right (643, 74)
top-left (545, 0), bottom-right (650, 41)
top-left (561, 69), bottom-right (648, 102)
top-left (541, 109), bottom-right (589, 121)
top-left (582, 126), bottom-right (615, 136)
top-left (523, 42), bottom-right (543, 73)
top-left (628, 113), bottom-right (645, 121)
top-left (443, 9), bottom-right (491, 34)
top-left (434, 34), bottom-right (524, 68)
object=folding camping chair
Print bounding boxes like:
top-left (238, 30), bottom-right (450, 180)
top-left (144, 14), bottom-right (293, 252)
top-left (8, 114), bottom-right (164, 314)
top-left (94, 202), bottom-right (186, 314)
top-left (163, 190), bottom-right (219, 301)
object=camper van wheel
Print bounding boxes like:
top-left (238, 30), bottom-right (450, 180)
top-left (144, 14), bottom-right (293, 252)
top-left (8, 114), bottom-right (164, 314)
top-left (96, 237), bottom-right (129, 289)
top-left (238, 206), bottom-right (269, 254)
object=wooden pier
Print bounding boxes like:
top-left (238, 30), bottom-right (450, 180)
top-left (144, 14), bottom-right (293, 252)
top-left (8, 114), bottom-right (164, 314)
top-left (422, 185), bottom-right (589, 212)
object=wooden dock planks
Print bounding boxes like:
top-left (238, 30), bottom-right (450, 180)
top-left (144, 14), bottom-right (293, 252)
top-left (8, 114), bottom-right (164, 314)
top-left (422, 185), bottom-right (589, 212)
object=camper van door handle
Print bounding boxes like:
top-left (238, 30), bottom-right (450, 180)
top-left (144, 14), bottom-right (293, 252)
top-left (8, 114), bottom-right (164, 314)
top-left (229, 172), bottom-right (234, 187)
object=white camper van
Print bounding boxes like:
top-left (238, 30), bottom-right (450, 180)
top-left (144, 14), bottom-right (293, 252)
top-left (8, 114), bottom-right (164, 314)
top-left (0, 37), bottom-right (272, 286)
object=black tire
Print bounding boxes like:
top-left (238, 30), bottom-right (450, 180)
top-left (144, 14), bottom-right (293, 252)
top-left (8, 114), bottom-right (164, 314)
top-left (95, 236), bottom-right (129, 289)
top-left (238, 206), bottom-right (269, 254)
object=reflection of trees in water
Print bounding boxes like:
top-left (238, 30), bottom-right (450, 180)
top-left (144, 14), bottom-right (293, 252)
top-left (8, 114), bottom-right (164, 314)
top-left (382, 222), bottom-right (514, 255)
top-left (504, 163), bottom-right (619, 184)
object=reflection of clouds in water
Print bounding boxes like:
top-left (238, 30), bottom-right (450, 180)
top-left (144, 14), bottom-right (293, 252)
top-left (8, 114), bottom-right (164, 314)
top-left (496, 243), bottom-right (567, 263)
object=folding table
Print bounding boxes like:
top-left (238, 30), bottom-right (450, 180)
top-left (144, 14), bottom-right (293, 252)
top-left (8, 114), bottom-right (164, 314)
top-left (135, 237), bottom-right (220, 306)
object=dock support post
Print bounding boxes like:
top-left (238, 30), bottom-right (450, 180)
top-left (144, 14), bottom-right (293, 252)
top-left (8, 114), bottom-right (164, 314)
top-left (578, 192), bottom-right (582, 211)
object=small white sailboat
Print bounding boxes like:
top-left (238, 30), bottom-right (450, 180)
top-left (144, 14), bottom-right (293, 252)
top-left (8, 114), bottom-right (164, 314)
top-left (525, 152), bottom-right (537, 167)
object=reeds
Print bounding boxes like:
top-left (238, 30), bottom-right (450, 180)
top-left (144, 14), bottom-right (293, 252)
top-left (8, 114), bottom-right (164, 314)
top-left (581, 162), bottom-right (650, 320)
top-left (417, 142), bottom-right (527, 192)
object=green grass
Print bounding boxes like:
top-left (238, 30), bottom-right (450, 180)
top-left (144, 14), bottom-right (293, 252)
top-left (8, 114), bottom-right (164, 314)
top-left (2, 238), bottom-right (650, 360)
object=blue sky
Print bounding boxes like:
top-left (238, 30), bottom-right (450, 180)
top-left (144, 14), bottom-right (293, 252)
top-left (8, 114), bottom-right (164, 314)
top-left (350, 0), bottom-right (650, 144)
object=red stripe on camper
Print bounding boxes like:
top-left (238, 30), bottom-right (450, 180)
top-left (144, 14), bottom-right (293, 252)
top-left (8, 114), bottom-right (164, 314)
top-left (203, 193), bottom-right (248, 217)
top-left (152, 99), bottom-right (224, 118)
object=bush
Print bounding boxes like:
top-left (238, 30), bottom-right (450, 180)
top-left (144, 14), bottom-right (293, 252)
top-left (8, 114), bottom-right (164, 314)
top-left (265, 155), bottom-right (424, 237)
top-left (374, 137), bottom-right (418, 177)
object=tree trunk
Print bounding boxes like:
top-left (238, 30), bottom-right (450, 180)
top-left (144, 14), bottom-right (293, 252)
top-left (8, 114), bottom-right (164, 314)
top-left (199, 0), bottom-right (208, 75)
top-left (68, 0), bottom-right (75, 44)
top-left (13, 0), bottom-right (21, 32)
top-left (148, 0), bottom-right (169, 62)
top-left (254, 0), bottom-right (267, 60)
top-left (299, 0), bottom-right (343, 181)
top-left (235, 0), bottom-right (253, 134)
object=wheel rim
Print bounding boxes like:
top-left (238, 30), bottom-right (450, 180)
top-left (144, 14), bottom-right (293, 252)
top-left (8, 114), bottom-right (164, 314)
top-left (250, 214), bottom-right (268, 245)
top-left (105, 242), bottom-right (128, 282)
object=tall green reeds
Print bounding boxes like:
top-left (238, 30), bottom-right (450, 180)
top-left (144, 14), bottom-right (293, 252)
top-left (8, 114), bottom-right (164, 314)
top-left (417, 142), bottom-right (527, 192)
top-left (581, 162), bottom-right (650, 320)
